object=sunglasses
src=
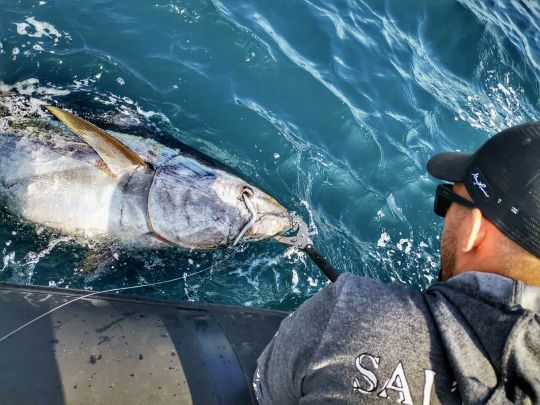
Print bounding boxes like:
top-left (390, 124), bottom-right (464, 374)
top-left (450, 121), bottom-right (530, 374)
top-left (434, 184), bottom-right (477, 217)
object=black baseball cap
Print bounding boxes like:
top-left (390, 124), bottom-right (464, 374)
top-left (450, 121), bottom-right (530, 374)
top-left (427, 121), bottom-right (540, 259)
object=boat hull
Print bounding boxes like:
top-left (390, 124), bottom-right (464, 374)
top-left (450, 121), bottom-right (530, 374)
top-left (0, 282), bottom-right (287, 404)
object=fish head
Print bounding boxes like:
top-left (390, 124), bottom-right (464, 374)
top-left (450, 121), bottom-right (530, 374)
top-left (210, 174), bottom-right (295, 243)
top-left (147, 156), bottom-right (294, 249)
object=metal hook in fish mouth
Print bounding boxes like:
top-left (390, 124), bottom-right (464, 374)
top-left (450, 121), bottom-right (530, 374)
top-left (239, 186), bottom-right (254, 199)
top-left (233, 190), bottom-right (258, 245)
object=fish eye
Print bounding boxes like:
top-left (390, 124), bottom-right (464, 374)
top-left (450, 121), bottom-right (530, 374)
top-left (240, 186), bottom-right (254, 199)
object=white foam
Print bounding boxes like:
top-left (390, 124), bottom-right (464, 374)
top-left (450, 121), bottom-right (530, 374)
top-left (73, 77), bottom-right (95, 88)
top-left (2, 252), bottom-right (16, 271)
top-left (397, 238), bottom-right (412, 254)
top-left (0, 78), bottom-right (70, 97)
top-left (116, 77), bottom-right (126, 86)
top-left (307, 276), bottom-right (318, 287)
top-left (283, 246), bottom-right (307, 266)
top-left (0, 78), bottom-right (72, 132)
top-left (15, 17), bottom-right (62, 43)
top-left (291, 269), bottom-right (299, 286)
top-left (299, 200), bottom-right (318, 235)
top-left (135, 104), bottom-right (166, 120)
top-left (47, 278), bottom-right (65, 288)
top-left (377, 231), bottom-right (390, 248)
top-left (312, 152), bottom-right (329, 167)
top-left (1, 237), bottom-right (69, 283)
top-left (1, 76), bottom-right (164, 154)
top-left (11, 47), bottom-right (20, 61)
top-left (455, 74), bottom-right (528, 131)
top-left (156, 3), bottom-right (202, 23)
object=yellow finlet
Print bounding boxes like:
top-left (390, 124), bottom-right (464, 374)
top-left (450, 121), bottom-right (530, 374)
top-left (45, 105), bottom-right (148, 176)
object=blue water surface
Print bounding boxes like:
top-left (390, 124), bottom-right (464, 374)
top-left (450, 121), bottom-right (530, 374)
top-left (0, 0), bottom-right (538, 310)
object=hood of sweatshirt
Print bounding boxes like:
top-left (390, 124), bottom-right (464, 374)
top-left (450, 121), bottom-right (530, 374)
top-left (426, 272), bottom-right (540, 404)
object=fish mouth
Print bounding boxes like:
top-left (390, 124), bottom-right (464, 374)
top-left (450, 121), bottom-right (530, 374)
top-left (243, 211), bottom-right (295, 240)
top-left (231, 186), bottom-right (295, 243)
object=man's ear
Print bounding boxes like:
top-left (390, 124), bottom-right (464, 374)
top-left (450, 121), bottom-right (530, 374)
top-left (462, 208), bottom-right (486, 253)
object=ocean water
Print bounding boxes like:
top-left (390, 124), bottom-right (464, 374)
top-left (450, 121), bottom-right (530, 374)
top-left (0, 0), bottom-right (538, 310)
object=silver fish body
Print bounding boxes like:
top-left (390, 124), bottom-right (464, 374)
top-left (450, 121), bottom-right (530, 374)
top-left (0, 120), bottom-right (293, 249)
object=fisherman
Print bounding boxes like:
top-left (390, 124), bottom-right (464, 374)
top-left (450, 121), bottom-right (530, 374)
top-left (254, 122), bottom-right (540, 404)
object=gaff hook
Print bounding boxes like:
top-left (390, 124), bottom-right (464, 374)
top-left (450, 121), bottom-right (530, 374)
top-left (274, 215), bottom-right (341, 282)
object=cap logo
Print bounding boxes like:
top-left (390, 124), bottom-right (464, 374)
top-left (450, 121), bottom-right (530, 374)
top-left (471, 171), bottom-right (490, 199)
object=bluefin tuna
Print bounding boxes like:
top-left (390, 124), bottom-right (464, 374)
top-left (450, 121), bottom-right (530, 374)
top-left (0, 105), bottom-right (294, 249)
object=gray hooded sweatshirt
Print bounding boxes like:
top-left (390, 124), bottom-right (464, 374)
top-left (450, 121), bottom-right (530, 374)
top-left (254, 272), bottom-right (540, 404)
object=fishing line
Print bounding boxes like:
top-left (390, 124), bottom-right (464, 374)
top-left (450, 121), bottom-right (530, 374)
top-left (233, 189), bottom-right (258, 246)
top-left (0, 252), bottom-right (233, 344)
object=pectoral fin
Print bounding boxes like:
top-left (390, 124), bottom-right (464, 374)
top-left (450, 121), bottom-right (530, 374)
top-left (45, 105), bottom-right (148, 176)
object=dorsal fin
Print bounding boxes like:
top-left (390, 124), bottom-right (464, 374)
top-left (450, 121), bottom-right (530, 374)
top-left (45, 105), bottom-right (148, 176)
